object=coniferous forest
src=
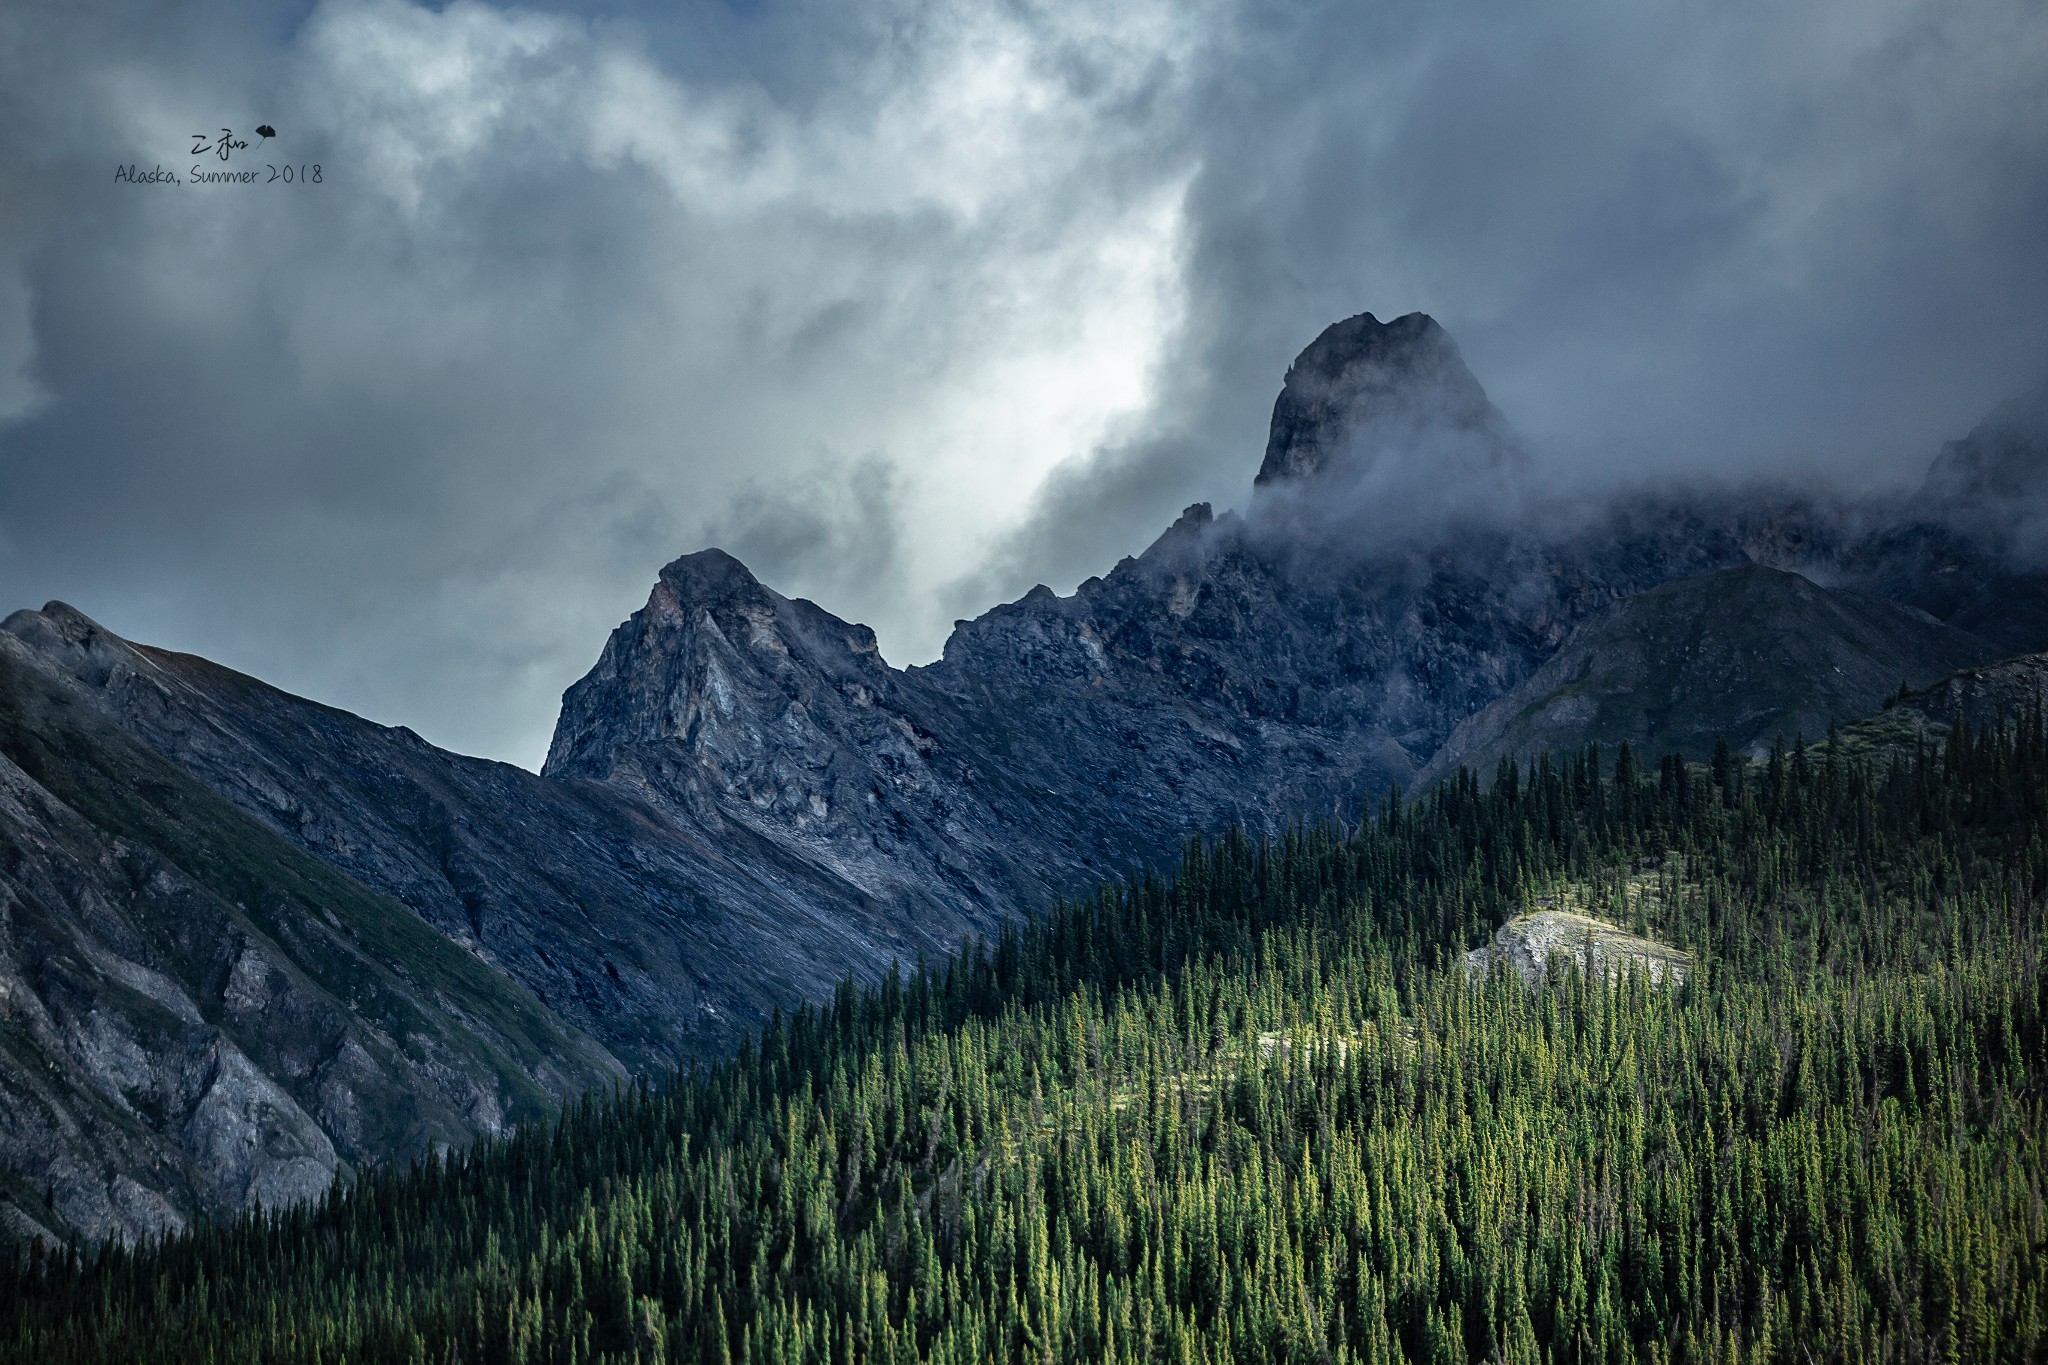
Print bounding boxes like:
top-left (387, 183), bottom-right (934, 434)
top-left (3, 715), bottom-right (2045, 1364)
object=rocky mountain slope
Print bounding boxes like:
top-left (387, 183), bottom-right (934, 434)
top-left (548, 315), bottom-right (2041, 923)
top-left (1831, 650), bottom-right (2048, 759)
top-left (3, 606), bottom-right (979, 1072)
top-left (1411, 564), bottom-right (2003, 786)
top-left (2, 309), bottom-right (2043, 1243)
top-left (1889, 650), bottom-right (2048, 726)
top-left (0, 600), bottom-right (1043, 1243)
top-left (0, 625), bottom-right (619, 1244)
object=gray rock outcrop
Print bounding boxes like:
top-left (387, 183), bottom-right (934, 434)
top-left (1465, 911), bottom-right (1692, 987)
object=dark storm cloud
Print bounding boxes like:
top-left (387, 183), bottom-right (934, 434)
top-left (973, 0), bottom-right (2048, 605)
top-left (0, 0), bottom-right (1200, 763)
top-left (1, 0), bottom-right (2044, 765)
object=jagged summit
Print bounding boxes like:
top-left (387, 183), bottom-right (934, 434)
top-left (10, 306), bottom-right (2048, 1246)
top-left (1130, 501), bottom-right (1235, 573)
top-left (543, 549), bottom-right (885, 786)
top-left (4, 600), bottom-right (129, 669)
top-left (1253, 311), bottom-right (1517, 490)
top-left (654, 547), bottom-right (773, 602)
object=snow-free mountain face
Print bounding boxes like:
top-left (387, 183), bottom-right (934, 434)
top-left (0, 610), bottom-right (619, 1245)
top-left (2, 309), bottom-right (2044, 1244)
top-left (550, 313), bottom-right (2045, 874)
top-left (1253, 311), bottom-right (1521, 490)
top-left (1412, 564), bottom-right (2005, 787)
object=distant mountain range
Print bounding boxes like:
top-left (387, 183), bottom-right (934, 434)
top-left (2, 310), bottom-right (2043, 1243)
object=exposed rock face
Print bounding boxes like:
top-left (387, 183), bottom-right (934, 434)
top-left (1254, 312), bottom-right (1519, 488)
top-left (542, 319), bottom-right (1785, 895)
top-left (0, 622), bottom-right (618, 1243)
top-left (1464, 911), bottom-right (1691, 987)
top-left (0, 738), bottom-right (331, 1246)
top-left (545, 550), bottom-right (1068, 927)
top-left (1834, 651), bottom-right (2048, 759)
top-left (2, 308), bottom-right (2043, 1244)
top-left (3, 603), bottom-right (1010, 1080)
top-left (535, 317), bottom-right (2045, 1045)
top-left (0, 591), bottom-right (1078, 1243)
top-left (1891, 650), bottom-right (2048, 725)
top-left (1413, 564), bottom-right (2003, 785)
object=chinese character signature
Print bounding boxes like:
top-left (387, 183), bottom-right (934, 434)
top-left (191, 128), bottom-right (251, 161)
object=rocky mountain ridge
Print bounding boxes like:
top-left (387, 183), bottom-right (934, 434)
top-left (1830, 650), bottom-right (2048, 761)
top-left (1412, 564), bottom-right (2005, 786)
top-left (2, 309), bottom-right (2044, 1242)
top-left (0, 623), bottom-right (618, 1244)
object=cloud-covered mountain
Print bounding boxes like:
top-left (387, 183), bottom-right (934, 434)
top-left (2, 311), bottom-right (2043, 1243)
top-left (8, 0), bottom-right (2048, 768)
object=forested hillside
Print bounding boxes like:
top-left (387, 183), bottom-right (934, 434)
top-left (4, 714), bottom-right (2045, 1364)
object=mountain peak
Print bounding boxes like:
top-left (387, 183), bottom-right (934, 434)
top-left (654, 547), bottom-right (771, 604)
top-left (2, 601), bottom-right (160, 690)
top-left (1253, 311), bottom-right (1510, 489)
top-left (4, 600), bottom-right (112, 650)
top-left (542, 546), bottom-right (893, 786)
top-left (1922, 374), bottom-right (2048, 506)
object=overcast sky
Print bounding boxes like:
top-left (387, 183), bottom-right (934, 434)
top-left (2, 0), bottom-right (2045, 768)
